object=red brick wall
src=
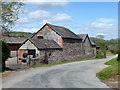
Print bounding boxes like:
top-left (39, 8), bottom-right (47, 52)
top-left (8, 44), bottom-right (20, 51)
top-left (60, 37), bottom-right (63, 48)
top-left (18, 49), bottom-right (28, 64)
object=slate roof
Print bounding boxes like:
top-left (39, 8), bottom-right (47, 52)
top-left (91, 41), bottom-right (96, 46)
top-left (77, 34), bottom-right (96, 46)
top-left (77, 34), bottom-right (87, 42)
top-left (46, 23), bottom-right (82, 39)
top-left (29, 39), bottom-right (62, 50)
top-left (1, 36), bottom-right (28, 44)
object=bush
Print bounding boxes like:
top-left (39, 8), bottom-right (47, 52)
top-left (96, 50), bottom-right (106, 59)
top-left (110, 49), bottom-right (118, 54)
top-left (2, 40), bottom-right (10, 71)
top-left (117, 51), bottom-right (120, 61)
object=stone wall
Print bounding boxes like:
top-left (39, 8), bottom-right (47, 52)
top-left (31, 49), bottom-right (63, 65)
top-left (29, 25), bottom-right (96, 65)
top-left (82, 37), bottom-right (96, 59)
top-left (30, 38), bottom-right (96, 65)
top-left (62, 38), bottom-right (83, 61)
top-left (32, 25), bottom-right (62, 47)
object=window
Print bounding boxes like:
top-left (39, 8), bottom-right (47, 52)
top-left (28, 49), bottom-right (36, 58)
top-left (49, 53), bottom-right (51, 56)
top-left (28, 49), bottom-right (35, 55)
top-left (93, 49), bottom-right (94, 54)
top-left (37, 36), bottom-right (43, 39)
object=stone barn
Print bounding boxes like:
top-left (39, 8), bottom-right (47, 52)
top-left (18, 23), bottom-right (96, 65)
top-left (1, 36), bottom-right (27, 57)
top-left (77, 34), bottom-right (96, 59)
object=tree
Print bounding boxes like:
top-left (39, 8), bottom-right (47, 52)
top-left (0, 2), bottom-right (24, 35)
top-left (0, 2), bottom-right (24, 71)
top-left (97, 35), bottom-right (108, 58)
top-left (97, 35), bottom-right (104, 40)
top-left (118, 51), bottom-right (120, 61)
top-left (117, 40), bottom-right (120, 61)
top-left (2, 40), bottom-right (10, 71)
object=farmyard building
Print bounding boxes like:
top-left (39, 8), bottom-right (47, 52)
top-left (18, 23), bottom-right (96, 65)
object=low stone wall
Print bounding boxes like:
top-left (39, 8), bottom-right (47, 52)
top-left (30, 49), bottom-right (63, 65)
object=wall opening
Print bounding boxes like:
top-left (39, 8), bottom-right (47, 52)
top-left (37, 36), bottom-right (43, 39)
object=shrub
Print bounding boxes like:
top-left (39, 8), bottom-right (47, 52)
top-left (110, 49), bottom-right (118, 54)
top-left (96, 50), bottom-right (106, 59)
top-left (117, 51), bottom-right (120, 61)
top-left (2, 40), bottom-right (10, 71)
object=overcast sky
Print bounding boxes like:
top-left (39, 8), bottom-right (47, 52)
top-left (12, 1), bottom-right (118, 40)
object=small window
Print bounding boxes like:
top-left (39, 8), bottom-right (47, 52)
top-left (49, 53), bottom-right (51, 56)
top-left (93, 50), bottom-right (94, 54)
top-left (37, 36), bottom-right (43, 39)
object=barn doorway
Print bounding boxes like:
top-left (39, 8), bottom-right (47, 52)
top-left (43, 51), bottom-right (48, 64)
top-left (28, 49), bottom-right (36, 58)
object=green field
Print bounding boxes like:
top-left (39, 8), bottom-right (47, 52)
top-left (2, 32), bottom-right (34, 37)
top-left (97, 57), bottom-right (119, 80)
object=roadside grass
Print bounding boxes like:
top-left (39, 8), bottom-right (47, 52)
top-left (97, 57), bottom-right (119, 80)
top-left (30, 57), bottom-right (105, 68)
top-left (106, 53), bottom-right (115, 56)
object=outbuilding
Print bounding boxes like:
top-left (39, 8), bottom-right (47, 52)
top-left (18, 23), bottom-right (96, 65)
top-left (18, 38), bottom-right (62, 64)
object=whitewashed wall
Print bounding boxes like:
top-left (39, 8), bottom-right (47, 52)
top-left (19, 40), bottom-right (40, 54)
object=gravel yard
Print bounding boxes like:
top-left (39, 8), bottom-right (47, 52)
top-left (6, 57), bottom-right (29, 71)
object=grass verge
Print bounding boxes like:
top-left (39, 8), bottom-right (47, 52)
top-left (106, 53), bottom-right (115, 56)
top-left (97, 57), bottom-right (119, 80)
top-left (30, 57), bottom-right (105, 68)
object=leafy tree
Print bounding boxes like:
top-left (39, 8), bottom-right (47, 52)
top-left (90, 37), bottom-right (119, 56)
top-left (118, 51), bottom-right (120, 61)
top-left (117, 40), bottom-right (120, 61)
top-left (0, 2), bottom-right (24, 35)
top-left (0, 2), bottom-right (24, 71)
top-left (97, 35), bottom-right (104, 39)
top-left (97, 35), bottom-right (108, 58)
top-left (2, 40), bottom-right (10, 71)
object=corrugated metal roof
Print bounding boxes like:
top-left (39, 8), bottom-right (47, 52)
top-left (1, 36), bottom-right (28, 44)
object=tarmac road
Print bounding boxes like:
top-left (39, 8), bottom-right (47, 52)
top-left (2, 55), bottom-right (117, 88)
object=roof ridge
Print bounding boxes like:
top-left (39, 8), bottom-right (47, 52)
top-left (46, 23), bottom-right (81, 39)
top-left (77, 34), bottom-right (88, 35)
top-left (47, 23), bottom-right (73, 31)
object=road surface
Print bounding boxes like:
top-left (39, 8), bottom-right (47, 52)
top-left (2, 55), bottom-right (117, 88)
